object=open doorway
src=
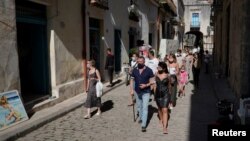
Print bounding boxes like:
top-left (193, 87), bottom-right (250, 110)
top-left (16, 0), bottom-right (51, 106)
top-left (114, 29), bottom-right (122, 73)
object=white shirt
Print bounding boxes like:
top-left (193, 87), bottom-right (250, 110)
top-left (131, 60), bottom-right (137, 68)
top-left (176, 54), bottom-right (183, 67)
top-left (146, 58), bottom-right (159, 74)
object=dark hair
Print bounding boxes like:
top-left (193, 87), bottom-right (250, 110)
top-left (149, 50), bottom-right (154, 56)
top-left (138, 56), bottom-right (145, 61)
top-left (169, 53), bottom-right (177, 62)
top-left (158, 62), bottom-right (169, 73)
top-left (177, 49), bottom-right (182, 53)
top-left (107, 48), bottom-right (112, 52)
top-left (88, 59), bottom-right (95, 67)
top-left (132, 53), bottom-right (139, 57)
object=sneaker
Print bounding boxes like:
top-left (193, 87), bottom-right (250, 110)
top-left (141, 127), bottom-right (146, 132)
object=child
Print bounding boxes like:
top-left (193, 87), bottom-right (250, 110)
top-left (0, 96), bottom-right (21, 122)
top-left (178, 65), bottom-right (188, 97)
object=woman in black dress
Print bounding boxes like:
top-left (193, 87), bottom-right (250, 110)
top-left (154, 62), bottom-right (171, 134)
top-left (84, 60), bottom-right (102, 119)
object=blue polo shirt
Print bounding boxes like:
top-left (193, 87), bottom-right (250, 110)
top-left (131, 66), bottom-right (154, 94)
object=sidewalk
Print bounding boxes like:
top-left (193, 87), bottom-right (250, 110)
top-left (208, 63), bottom-right (238, 122)
top-left (0, 76), bottom-right (126, 141)
top-left (209, 69), bottom-right (236, 102)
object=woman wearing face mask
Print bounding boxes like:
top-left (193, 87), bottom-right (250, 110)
top-left (84, 60), bottom-right (102, 119)
top-left (154, 62), bottom-right (171, 134)
top-left (167, 53), bottom-right (179, 109)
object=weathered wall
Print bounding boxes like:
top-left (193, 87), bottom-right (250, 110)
top-left (227, 0), bottom-right (243, 97)
top-left (0, 0), bottom-right (20, 92)
top-left (87, 0), bottom-right (158, 77)
top-left (47, 0), bottom-right (84, 98)
top-left (213, 0), bottom-right (250, 98)
top-left (241, 0), bottom-right (250, 98)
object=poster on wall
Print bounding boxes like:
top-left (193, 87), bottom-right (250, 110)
top-left (0, 90), bottom-right (29, 131)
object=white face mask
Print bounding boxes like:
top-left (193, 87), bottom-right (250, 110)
top-left (87, 64), bottom-right (90, 68)
top-left (132, 57), bottom-right (136, 61)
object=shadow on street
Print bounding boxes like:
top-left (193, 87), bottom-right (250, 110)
top-left (188, 66), bottom-right (220, 141)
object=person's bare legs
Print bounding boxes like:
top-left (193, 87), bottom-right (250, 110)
top-left (183, 86), bottom-right (185, 96)
top-left (84, 108), bottom-right (91, 119)
top-left (162, 108), bottom-right (168, 134)
top-left (158, 108), bottom-right (163, 127)
top-left (96, 107), bottom-right (101, 115)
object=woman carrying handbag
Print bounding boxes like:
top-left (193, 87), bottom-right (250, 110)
top-left (84, 60), bottom-right (102, 119)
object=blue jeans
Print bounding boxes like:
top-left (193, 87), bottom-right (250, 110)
top-left (134, 91), bottom-right (150, 128)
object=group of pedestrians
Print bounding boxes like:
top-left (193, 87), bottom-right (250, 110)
top-left (82, 45), bottom-right (210, 134)
top-left (128, 47), bottom-right (208, 133)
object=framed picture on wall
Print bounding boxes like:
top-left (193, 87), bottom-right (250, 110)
top-left (0, 90), bottom-right (29, 131)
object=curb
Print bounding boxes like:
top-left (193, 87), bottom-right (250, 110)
top-left (1, 79), bottom-right (126, 141)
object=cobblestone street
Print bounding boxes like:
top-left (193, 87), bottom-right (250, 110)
top-left (15, 70), bottom-right (220, 141)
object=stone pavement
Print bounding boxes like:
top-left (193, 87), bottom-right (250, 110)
top-left (11, 66), bottom-right (229, 141)
top-left (0, 77), bottom-right (125, 141)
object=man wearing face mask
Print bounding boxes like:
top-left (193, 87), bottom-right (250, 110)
top-left (130, 56), bottom-right (154, 132)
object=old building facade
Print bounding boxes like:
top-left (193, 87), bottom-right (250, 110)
top-left (183, 0), bottom-right (213, 52)
top-left (212, 0), bottom-right (250, 100)
top-left (0, 0), bottom-right (180, 112)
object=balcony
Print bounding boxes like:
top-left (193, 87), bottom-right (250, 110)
top-left (157, 0), bottom-right (177, 16)
top-left (89, 0), bottom-right (109, 10)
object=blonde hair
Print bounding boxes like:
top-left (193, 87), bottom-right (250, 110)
top-left (0, 96), bottom-right (8, 106)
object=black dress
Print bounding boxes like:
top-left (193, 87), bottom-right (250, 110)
top-left (84, 70), bottom-right (101, 108)
top-left (155, 76), bottom-right (171, 108)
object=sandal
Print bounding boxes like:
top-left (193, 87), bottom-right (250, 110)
top-left (84, 115), bottom-right (90, 119)
top-left (95, 112), bottom-right (101, 116)
top-left (163, 128), bottom-right (168, 134)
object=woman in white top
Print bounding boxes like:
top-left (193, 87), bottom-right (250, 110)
top-left (167, 53), bottom-right (179, 109)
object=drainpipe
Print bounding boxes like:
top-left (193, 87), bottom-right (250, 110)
top-left (82, 0), bottom-right (87, 91)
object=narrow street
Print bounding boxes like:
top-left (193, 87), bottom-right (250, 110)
top-left (15, 67), bottom-right (220, 141)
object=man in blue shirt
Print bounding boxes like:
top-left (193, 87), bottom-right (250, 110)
top-left (130, 56), bottom-right (154, 132)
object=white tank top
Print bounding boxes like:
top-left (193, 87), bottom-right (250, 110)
top-left (168, 67), bottom-right (176, 75)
